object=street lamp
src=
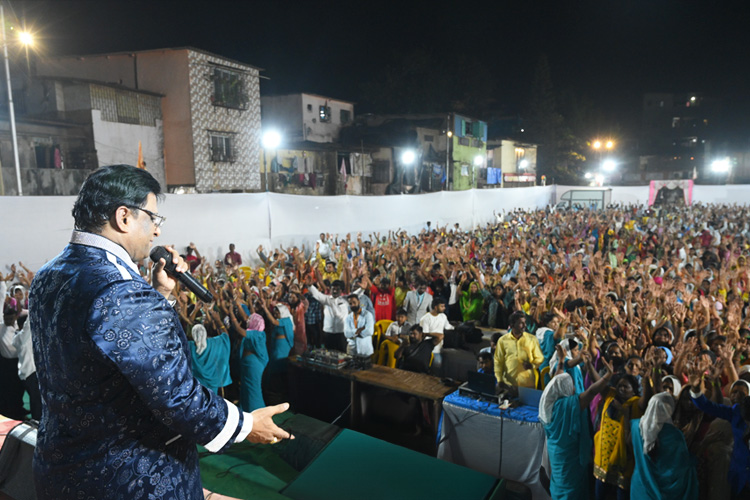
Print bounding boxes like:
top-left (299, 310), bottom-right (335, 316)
top-left (711, 158), bottom-right (730, 173)
top-left (518, 159), bottom-right (529, 170)
top-left (602, 159), bottom-right (616, 172)
top-left (401, 150), bottom-right (416, 165)
top-left (592, 140), bottom-right (602, 150)
top-left (400, 149), bottom-right (416, 194)
top-left (18, 31), bottom-right (33, 47)
top-left (261, 130), bottom-right (282, 192)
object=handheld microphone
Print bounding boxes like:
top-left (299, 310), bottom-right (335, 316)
top-left (150, 246), bottom-right (214, 303)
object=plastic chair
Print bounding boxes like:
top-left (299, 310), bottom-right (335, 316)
top-left (377, 339), bottom-right (401, 368)
top-left (374, 320), bottom-right (393, 339)
top-left (539, 366), bottom-right (550, 390)
top-left (239, 266), bottom-right (253, 281)
top-left (370, 329), bottom-right (382, 362)
top-left (371, 320), bottom-right (393, 356)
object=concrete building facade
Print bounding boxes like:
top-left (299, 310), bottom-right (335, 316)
top-left (261, 93), bottom-right (354, 144)
top-left (0, 77), bottom-right (164, 195)
top-left (36, 47), bottom-right (262, 192)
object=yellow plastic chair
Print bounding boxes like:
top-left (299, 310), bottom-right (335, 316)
top-left (539, 366), bottom-right (550, 390)
top-left (370, 329), bottom-right (382, 362)
top-left (377, 339), bottom-right (401, 368)
top-left (372, 320), bottom-right (393, 353)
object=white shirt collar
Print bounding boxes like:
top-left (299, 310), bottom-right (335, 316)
top-left (70, 230), bottom-right (139, 273)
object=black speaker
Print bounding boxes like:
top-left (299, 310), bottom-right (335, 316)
top-left (0, 420), bottom-right (37, 500)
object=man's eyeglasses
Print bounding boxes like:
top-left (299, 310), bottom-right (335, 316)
top-left (126, 205), bottom-right (166, 228)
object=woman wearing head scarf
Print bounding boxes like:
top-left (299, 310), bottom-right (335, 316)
top-left (540, 347), bottom-right (614, 500)
top-left (689, 365), bottom-right (750, 499)
top-left (260, 301), bottom-right (295, 375)
top-left (661, 375), bottom-right (682, 399)
top-left (239, 313), bottom-right (268, 412)
top-left (548, 337), bottom-right (585, 394)
top-left (187, 323), bottom-right (232, 395)
top-left (630, 392), bottom-right (698, 499)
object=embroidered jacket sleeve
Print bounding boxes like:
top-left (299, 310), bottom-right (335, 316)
top-left (88, 280), bottom-right (250, 452)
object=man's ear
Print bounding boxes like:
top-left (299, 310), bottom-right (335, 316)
top-left (111, 205), bottom-right (131, 233)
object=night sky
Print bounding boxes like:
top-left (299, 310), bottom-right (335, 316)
top-left (13, 0), bottom-right (750, 135)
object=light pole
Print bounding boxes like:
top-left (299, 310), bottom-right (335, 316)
top-left (473, 154), bottom-right (483, 188)
top-left (445, 114), bottom-right (453, 191)
top-left (1, 4), bottom-right (22, 195)
top-left (590, 138), bottom-right (615, 184)
top-left (261, 130), bottom-right (281, 192)
top-left (19, 30), bottom-right (32, 88)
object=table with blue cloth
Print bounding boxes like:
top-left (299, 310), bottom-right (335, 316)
top-left (437, 391), bottom-right (550, 500)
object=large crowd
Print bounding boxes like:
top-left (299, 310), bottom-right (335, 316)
top-left (3, 202), bottom-right (750, 499)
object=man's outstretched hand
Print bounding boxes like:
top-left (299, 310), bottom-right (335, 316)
top-left (247, 403), bottom-right (295, 444)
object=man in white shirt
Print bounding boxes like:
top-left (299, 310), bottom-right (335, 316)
top-left (343, 295), bottom-right (374, 357)
top-left (309, 280), bottom-right (363, 352)
top-left (13, 317), bottom-right (40, 420)
top-left (419, 298), bottom-right (454, 373)
top-left (1, 303), bottom-right (27, 419)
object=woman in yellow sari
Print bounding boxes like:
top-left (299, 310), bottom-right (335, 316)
top-left (593, 372), bottom-right (654, 500)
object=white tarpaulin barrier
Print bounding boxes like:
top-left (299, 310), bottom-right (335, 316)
top-left (1, 184), bottom-right (746, 271)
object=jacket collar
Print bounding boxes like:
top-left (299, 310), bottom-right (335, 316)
top-left (70, 230), bottom-right (139, 273)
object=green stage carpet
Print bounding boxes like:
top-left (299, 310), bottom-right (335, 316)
top-left (283, 429), bottom-right (500, 500)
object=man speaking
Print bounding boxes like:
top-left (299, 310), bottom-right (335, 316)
top-left (29, 165), bottom-right (292, 500)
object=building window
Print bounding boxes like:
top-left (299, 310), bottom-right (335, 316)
top-left (340, 109), bottom-right (351, 123)
top-left (209, 133), bottom-right (235, 162)
top-left (464, 121), bottom-right (473, 136)
top-left (319, 105), bottom-right (331, 122)
top-left (372, 160), bottom-right (390, 184)
top-left (458, 137), bottom-right (470, 146)
top-left (307, 104), bottom-right (313, 112)
top-left (212, 68), bottom-right (246, 109)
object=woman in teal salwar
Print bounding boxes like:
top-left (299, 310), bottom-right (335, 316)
top-left (240, 313), bottom-right (269, 412)
top-left (630, 392), bottom-right (698, 500)
top-left (539, 348), bottom-right (614, 500)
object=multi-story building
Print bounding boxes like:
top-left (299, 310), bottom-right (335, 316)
top-left (0, 77), bottom-right (164, 195)
top-left (259, 93), bottom-right (377, 195)
top-left (35, 47), bottom-right (262, 192)
top-left (261, 93), bottom-right (354, 143)
top-left (340, 113), bottom-right (488, 193)
top-left (485, 139), bottom-right (537, 188)
top-left (639, 92), bottom-right (715, 181)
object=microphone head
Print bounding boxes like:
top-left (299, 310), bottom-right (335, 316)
top-left (149, 246), bottom-right (174, 271)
